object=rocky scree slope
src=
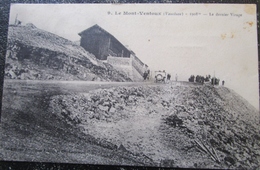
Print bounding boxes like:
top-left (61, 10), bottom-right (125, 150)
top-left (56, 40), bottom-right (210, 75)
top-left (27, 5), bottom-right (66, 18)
top-left (4, 24), bottom-right (131, 81)
top-left (0, 81), bottom-right (151, 165)
top-left (49, 83), bottom-right (260, 169)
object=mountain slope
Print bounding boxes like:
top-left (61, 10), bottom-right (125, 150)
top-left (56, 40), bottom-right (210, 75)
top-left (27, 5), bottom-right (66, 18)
top-left (49, 83), bottom-right (260, 169)
top-left (4, 24), bottom-right (131, 82)
top-left (0, 80), bottom-right (153, 165)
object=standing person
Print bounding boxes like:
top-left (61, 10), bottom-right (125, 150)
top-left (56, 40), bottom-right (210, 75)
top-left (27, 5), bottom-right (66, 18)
top-left (147, 69), bottom-right (150, 80)
top-left (167, 74), bottom-right (171, 81)
top-left (222, 80), bottom-right (225, 86)
top-left (143, 71), bottom-right (148, 81)
top-left (175, 74), bottom-right (178, 81)
top-left (166, 73), bottom-right (171, 83)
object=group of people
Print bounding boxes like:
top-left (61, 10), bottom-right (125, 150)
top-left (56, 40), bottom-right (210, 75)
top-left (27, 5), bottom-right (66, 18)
top-left (188, 74), bottom-right (225, 86)
top-left (144, 71), bottom-right (227, 86)
top-left (166, 73), bottom-right (178, 81)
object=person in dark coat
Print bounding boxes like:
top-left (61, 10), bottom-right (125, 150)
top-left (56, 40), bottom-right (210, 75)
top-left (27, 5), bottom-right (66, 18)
top-left (143, 71), bottom-right (148, 81)
top-left (167, 74), bottom-right (171, 81)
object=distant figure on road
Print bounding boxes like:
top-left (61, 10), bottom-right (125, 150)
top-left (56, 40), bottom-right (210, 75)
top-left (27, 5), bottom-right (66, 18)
top-left (222, 80), bottom-right (225, 86)
top-left (167, 74), bottom-right (171, 81)
top-left (175, 74), bottom-right (178, 81)
top-left (147, 69), bottom-right (150, 80)
top-left (143, 71), bottom-right (149, 81)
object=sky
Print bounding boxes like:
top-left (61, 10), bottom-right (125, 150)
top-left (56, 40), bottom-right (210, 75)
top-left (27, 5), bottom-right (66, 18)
top-left (9, 4), bottom-right (259, 109)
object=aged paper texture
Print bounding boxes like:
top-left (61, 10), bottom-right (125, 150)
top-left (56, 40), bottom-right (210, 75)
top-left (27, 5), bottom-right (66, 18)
top-left (1, 4), bottom-right (259, 169)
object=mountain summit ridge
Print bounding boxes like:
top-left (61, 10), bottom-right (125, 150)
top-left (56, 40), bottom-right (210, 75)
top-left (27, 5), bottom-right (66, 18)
top-left (5, 24), bottom-right (131, 81)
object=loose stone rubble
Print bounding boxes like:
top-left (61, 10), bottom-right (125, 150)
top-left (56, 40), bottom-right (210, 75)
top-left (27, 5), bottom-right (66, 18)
top-left (49, 83), bottom-right (260, 169)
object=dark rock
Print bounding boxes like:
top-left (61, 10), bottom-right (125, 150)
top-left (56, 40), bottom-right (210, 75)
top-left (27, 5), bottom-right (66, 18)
top-left (91, 95), bottom-right (100, 102)
top-left (198, 121), bottom-right (204, 125)
top-left (217, 147), bottom-right (231, 155)
top-left (253, 134), bottom-right (260, 140)
top-left (165, 115), bottom-right (183, 128)
top-left (224, 156), bottom-right (236, 166)
top-left (98, 139), bottom-right (117, 150)
top-left (209, 138), bottom-right (219, 146)
top-left (118, 144), bottom-right (128, 152)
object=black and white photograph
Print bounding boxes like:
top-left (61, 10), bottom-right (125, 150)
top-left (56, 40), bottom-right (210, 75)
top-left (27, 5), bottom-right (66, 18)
top-left (0, 4), bottom-right (259, 169)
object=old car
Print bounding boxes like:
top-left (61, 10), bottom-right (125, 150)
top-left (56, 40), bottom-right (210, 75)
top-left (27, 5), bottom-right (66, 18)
top-left (155, 71), bottom-right (166, 83)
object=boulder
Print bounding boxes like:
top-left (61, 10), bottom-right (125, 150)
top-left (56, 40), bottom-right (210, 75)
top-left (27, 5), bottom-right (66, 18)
top-left (224, 156), bottom-right (236, 166)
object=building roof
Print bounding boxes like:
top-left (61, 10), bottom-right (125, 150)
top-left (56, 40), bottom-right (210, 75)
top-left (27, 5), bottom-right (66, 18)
top-left (78, 24), bottom-right (131, 54)
top-left (78, 24), bottom-right (109, 36)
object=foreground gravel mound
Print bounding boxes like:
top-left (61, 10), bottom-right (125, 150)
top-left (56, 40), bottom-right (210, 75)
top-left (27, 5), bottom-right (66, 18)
top-left (49, 83), bottom-right (259, 169)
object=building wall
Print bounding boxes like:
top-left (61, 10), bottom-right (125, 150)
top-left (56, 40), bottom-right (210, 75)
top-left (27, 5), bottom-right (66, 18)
top-left (80, 33), bottom-right (131, 60)
top-left (131, 55), bottom-right (147, 77)
top-left (107, 56), bottom-right (145, 81)
top-left (109, 37), bottom-right (131, 58)
top-left (107, 56), bottom-right (133, 79)
top-left (80, 34), bottom-right (110, 60)
top-left (132, 65), bottom-right (144, 82)
top-left (107, 56), bottom-right (131, 66)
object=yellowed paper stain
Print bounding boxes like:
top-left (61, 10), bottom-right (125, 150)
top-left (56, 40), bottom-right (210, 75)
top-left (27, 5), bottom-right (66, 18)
top-left (221, 33), bottom-right (226, 40)
top-left (221, 32), bottom-right (235, 40)
top-left (244, 4), bottom-right (256, 15)
top-left (246, 21), bottom-right (254, 27)
top-left (231, 32), bottom-right (235, 38)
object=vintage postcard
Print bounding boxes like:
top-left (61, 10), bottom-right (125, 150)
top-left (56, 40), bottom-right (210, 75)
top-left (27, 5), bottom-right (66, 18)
top-left (0, 4), bottom-right (259, 169)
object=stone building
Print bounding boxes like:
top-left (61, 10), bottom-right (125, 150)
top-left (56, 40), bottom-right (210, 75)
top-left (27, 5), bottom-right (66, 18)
top-left (78, 24), bottom-right (149, 81)
top-left (78, 24), bottom-right (131, 60)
